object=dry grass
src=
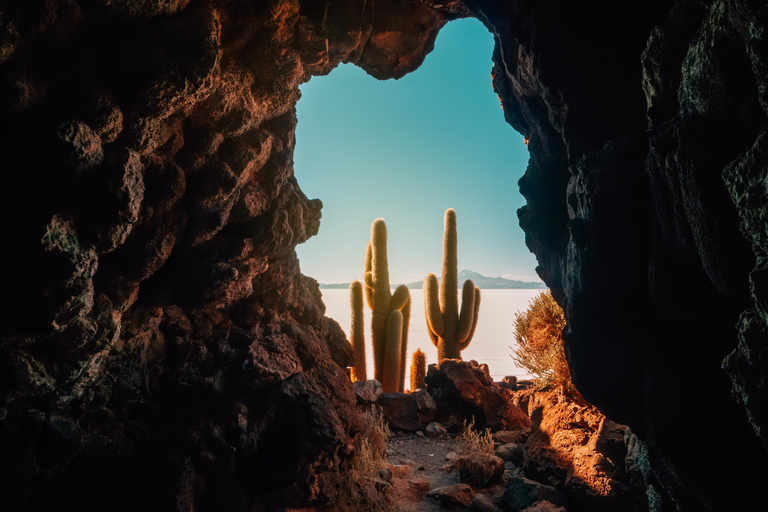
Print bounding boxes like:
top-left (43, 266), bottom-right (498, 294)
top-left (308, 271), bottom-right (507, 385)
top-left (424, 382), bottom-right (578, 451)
top-left (354, 407), bottom-right (390, 474)
top-left (511, 290), bottom-right (572, 389)
top-left (457, 417), bottom-right (494, 455)
top-left (333, 407), bottom-right (392, 511)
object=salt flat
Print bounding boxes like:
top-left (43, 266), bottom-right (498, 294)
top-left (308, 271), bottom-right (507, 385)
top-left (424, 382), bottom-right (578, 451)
top-left (320, 288), bottom-right (541, 385)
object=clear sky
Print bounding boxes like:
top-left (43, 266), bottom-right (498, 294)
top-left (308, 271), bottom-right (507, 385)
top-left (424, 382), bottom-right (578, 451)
top-left (294, 18), bottom-right (539, 285)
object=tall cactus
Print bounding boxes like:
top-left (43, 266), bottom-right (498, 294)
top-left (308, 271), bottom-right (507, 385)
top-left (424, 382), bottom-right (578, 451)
top-left (364, 218), bottom-right (411, 392)
top-left (424, 209), bottom-right (481, 362)
top-left (411, 349), bottom-right (426, 391)
top-left (349, 280), bottom-right (366, 381)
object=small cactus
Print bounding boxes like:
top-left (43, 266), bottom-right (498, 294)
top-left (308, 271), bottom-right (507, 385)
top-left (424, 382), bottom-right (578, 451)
top-left (410, 349), bottom-right (426, 391)
top-left (364, 218), bottom-right (411, 392)
top-left (424, 209), bottom-right (481, 362)
top-left (349, 280), bottom-right (366, 381)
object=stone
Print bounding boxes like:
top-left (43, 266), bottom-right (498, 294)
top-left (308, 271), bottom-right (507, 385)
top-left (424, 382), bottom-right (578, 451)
top-left (458, 452), bottom-right (505, 488)
top-left (379, 467), bottom-right (393, 483)
top-left (502, 478), bottom-right (568, 511)
top-left (426, 360), bottom-right (531, 431)
top-left (426, 421), bottom-right (447, 437)
top-left (495, 443), bottom-right (525, 465)
top-left (469, 493), bottom-right (503, 512)
top-left (377, 389), bottom-right (436, 431)
top-left (494, 429), bottom-right (530, 445)
top-left (56, 120), bottom-right (104, 171)
top-left (426, 484), bottom-right (476, 508)
top-left (498, 375), bottom-right (518, 391)
top-left (403, 476), bottom-right (431, 500)
top-left (520, 501), bottom-right (568, 512)
top-left (388, 464), bottom-right (410, 478)
top-left (354, 379), bottom-right (384, 403)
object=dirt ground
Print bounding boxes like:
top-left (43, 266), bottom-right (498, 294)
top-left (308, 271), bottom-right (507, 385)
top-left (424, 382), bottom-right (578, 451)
top-left (385, 432), bottom-right (509, 512)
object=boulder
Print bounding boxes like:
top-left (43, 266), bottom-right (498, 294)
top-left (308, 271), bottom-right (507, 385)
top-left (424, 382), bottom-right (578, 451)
top-left (502, 477), bottom-right (568, 511)
top-left (426, 484), bottom-right (476, 508)
top-left (469, 493), bottom-right (503, 512)
top-left (354, 379), bottom-right (383, 403)
top-left (498, 375), bottom-right (518, 391)
top-left (494, 429), bottom-right (530, 444)
top-left (495, 443), bottom-right (526, 465)
top-left (426, 421), bottom-right (447, 438)
top-left (426, 360), bottom-right (531, 431)
top-left (377, 389), bottom-right (436, 431)
top-left (459, 452), bottom-right (505, 488)
top-left (520, 501), bottom-right (568, 512)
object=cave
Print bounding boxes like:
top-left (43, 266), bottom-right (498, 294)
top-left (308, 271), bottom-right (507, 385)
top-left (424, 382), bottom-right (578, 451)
top-left (1, 0), bottom-right (767, 511)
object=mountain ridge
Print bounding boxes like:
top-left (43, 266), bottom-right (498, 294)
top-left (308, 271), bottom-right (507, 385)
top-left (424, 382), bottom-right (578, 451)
top-left (318, 270), bottom-right (546, 290)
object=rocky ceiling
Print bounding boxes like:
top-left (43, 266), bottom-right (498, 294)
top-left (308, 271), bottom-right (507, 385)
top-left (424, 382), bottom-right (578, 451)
top-left (1, 0), bottom-right (767, 510)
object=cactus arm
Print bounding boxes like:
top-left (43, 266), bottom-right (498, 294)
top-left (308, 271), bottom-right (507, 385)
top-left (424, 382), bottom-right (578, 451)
top-left (424, 273), bottom-right (444, 337)
top-left (364, 271), bottom-right (375, 291)
top-left (398, 294), bottom-right (411, 392)
top-left (390, 284), bottom-right (410, 311)
top-left (364, 242), bottom-right (373, 309)
top-left (440, 209), bottom-right (459, 330)
top-left (349, 280), bottom-right (367, 381)
top-left (371, 219), bottom-right (390, 292)
top-left (457, 279), bottom-right (477, 345)
top-left (458, 287), bottom-right (481, 351)
top-left (381, 310), bottom-right (403, 393)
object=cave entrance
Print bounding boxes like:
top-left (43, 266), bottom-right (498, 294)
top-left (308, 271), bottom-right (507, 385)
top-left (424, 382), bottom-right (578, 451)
top-left (294, 18), bottom-right (540, 386)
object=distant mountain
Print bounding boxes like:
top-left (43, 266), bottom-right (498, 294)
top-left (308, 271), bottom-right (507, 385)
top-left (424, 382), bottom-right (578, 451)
top-left (318, 270), bottom-right (545, 290)
top-left (405, 270), bottom-right (546, 289)
top-left (317, 283), bottom-right (352, 289)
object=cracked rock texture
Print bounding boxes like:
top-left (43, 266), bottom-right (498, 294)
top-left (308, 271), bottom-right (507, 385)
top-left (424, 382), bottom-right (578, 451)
top-left (2, 0), bottom-right (768, 510)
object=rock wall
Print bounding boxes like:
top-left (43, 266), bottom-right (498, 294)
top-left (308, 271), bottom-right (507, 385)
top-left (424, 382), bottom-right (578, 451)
top-left (480, 0), bottom-right (768, 509)
top-left (0, 1), bottom-right (462, 510)
top-left (1, 0), bottom-right (768, 510)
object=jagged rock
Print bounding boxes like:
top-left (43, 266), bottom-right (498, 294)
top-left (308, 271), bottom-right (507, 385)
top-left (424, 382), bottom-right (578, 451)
top-left (469, 493), bottom-right (503, 512)
top-left (403, 476), bottom-right (431, 499)
top-left (498, 375), bottom-right (518, 391)
top-left (354, 379), bottom-right (384, 403)
top-left (520, 501), bottom-right (568, 512)
top-left (495, 443), bottom-right (525, 465)
top-left (426, 484), bottom-right (476, 508)
top-left (494, 429), bottom-right (530, 445)
top-left (502, 478), bottom-right (567, 511)
top-left (426, 421), bottom-right (447, 437)
top-left (377, 389), bottom-right (436, 431)
top-left (458, 452), bottom-right (505, 488)
top-left (426, 360), bottom-right (532, 431)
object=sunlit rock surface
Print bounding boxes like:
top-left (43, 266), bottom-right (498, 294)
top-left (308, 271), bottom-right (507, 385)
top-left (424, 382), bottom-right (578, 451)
top-left (1, 0), bottom-right (768, 510)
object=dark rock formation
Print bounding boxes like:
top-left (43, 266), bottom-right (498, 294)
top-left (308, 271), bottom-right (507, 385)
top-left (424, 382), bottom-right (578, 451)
top-left (377, 389), bottom-right (437, 432)
top-left (2, 0), bottom-right (768, 510)
top-left (478, 0), bottom-right (768, 509)
top-left (427, 360), bottom-right (532, 432)
top-left (0, 1), bottom-right (461, 510)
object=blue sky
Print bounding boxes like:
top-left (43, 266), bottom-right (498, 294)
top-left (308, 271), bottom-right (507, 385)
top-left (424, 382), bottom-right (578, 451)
top-left (293, 18), bottom-right (538, 285)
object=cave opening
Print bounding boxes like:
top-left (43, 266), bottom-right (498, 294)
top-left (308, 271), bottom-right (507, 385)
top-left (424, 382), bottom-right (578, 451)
top-left (293, 18), bottom-right (541, 384)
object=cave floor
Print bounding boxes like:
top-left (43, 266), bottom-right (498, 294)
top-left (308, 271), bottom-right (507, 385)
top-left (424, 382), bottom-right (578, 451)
top-left (385, 432), bottom-right (506, 511)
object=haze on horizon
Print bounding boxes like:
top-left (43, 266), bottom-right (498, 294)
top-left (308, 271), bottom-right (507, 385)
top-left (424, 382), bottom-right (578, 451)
top-left (294, 18), bottom-right (538, 286)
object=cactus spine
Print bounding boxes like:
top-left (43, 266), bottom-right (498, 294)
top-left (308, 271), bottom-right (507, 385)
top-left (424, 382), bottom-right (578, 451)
top-left (364, 218), bottom-right (411, 392)
top-left (424, 209), bottom-right (481, 362)
top-left (349, 280), bottom-right (366, 381)
top-left (411, 349), bottom-right (426, 391)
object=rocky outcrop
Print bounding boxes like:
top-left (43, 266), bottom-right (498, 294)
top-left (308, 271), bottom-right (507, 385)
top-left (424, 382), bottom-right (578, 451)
top-left (3, 0), bottom-right (768, 510)
top-left (478, 0), bottom-right (768, 509)
top-left (0, 1), bottom-right (462, 510)
top-left (427, 360), bottom-right (532, 432)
